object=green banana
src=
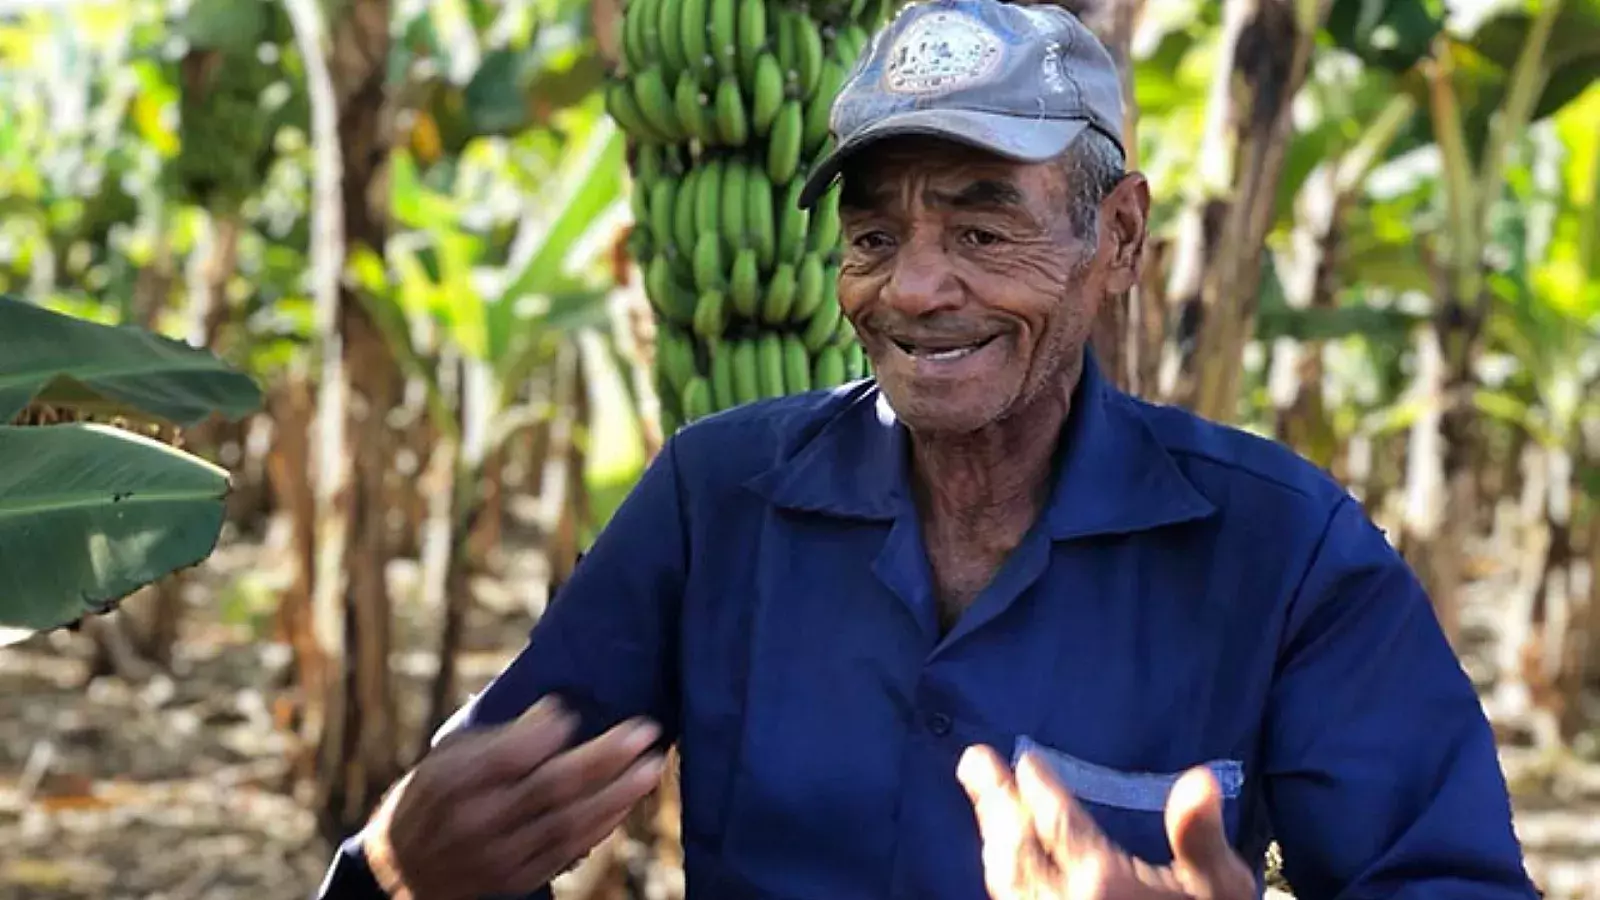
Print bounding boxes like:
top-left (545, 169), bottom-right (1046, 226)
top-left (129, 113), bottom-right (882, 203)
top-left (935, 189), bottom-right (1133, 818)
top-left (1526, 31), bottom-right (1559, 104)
top-left (802, 59), bottom-right (844, 157)
top-left (730, 248), bottom-right (761, 317)
top-left (746, 165), bottom-right (776, 270)
top-left (649, 255), bottom-right (699, 324)
top-left (812, 344), bottom-right (846, 388)
top-left (607, 79), bottom-right (663, 143)
top-left (623, 0), bottom-right (648, 72)
top-left (775, 7), bottom-right (798, 77)
top-left (658, 324), bottom-right (699, 392)
top-left (693, 231), bottom-right (726, 293)
top-left (693, 288), bottom-right (728, 342)
top-left (658, 0), bottom-right (688, 79)
top-left (695, 155), bottom-right (724, 239)
top-left (756, 333), bottom-right (785, 398)
top-left (789, 253), bottom-right (826, 324)
top-left (794, 14), bottom-right (824, 99)
top-left (840, 25), bottom-right (871, 65)
top-left (759, 260), bottom-right (797, 324)
top-left (736, 0), bottom-right (766, 90)
top-left (632, 66), bottom-right (684, 141)
top-left (807, 183), bottom-right (841, 253)
top-left (710, 342), bottom-right (736, 409)
top-left (675, 71), bottom-right (714, 144)
top-left (638, 0), bottom-right (665, 62)
top-left (648, 176), bottom-right (676, 253)
top-left (865, 0), bottom-right (892, 31)
top-left (782, 335), bottom-right (812, 393)
top-left (750, 52), bottom-right (785, 137)
top-left (708, 0), bottom-right (737, 77)
top-left (683, 376), bottom-right (714, 422)
top-left (720, 157), bottom-right (747, 245)
top-left (714, 75), bottom-right (749, 146)
top-left (844, 339), bottom-right (867, 379)
top-left (831, 300), bottom-right (856, 345)
top-left (636, 144), bottom-right (665, 186)
top-left (631, 178), bottom-right (651, 227)
top-left (766, 99), bottom-right (803, 184)
top-left (775, 177), bottom-right (809, 263)
top-left (672, 166), bottom-right (701, 264)
top-left (681, 0), bottom-right (712, 82)
top-left (731, 339), bottom-right (760, 404)
top-left (800, 280), bottom-right (842, 351)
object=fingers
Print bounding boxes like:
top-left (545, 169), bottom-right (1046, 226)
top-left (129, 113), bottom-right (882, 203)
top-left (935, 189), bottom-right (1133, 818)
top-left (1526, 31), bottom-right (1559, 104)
top-left (1165, 766), bottom-right (1254, 899)
top-left (508, 751), bottom-right (667, 887)
top-left (1015, 752), bottom-right (1106, 862)
top-left (958, 746), bottom-right (1038, 899)
top-left (480, 696), bottom-right (581, 784)
top-left (958, 745), bottom-right (1028, 852)
top-left (508, 716), bottom-right (662, 819)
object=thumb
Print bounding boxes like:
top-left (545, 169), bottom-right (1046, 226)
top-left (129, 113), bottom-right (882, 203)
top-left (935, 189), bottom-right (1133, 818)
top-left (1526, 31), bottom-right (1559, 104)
top-left (1164, 767), bottom-right (1249, 896)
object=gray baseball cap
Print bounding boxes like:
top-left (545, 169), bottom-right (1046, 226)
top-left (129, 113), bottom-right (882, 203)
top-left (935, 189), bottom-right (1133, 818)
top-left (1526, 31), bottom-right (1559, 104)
top-left (797, 0), bottom-right (1125, 209)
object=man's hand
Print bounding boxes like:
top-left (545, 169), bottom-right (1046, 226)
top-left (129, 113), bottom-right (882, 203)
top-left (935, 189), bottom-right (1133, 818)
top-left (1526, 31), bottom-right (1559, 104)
top-left (957, 745), bottom-right (1255, 900)
top-left (363, 696), bottom-right (666, 900)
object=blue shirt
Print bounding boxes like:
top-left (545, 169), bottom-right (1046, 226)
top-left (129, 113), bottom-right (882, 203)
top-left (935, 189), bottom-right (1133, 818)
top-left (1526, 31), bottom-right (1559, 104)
top-left (317, 352), bottom-right (1535, 900)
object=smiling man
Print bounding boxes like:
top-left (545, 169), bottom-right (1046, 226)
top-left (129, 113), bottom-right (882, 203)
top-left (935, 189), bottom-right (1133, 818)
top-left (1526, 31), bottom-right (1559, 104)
top-left (315, 1), bottom-right (1538, 898)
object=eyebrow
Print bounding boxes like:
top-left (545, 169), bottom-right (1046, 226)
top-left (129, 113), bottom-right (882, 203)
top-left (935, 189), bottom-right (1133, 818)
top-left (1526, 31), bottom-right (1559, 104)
top-left (928, 179), bottom-right (1025, 210)
top-left (839, 178), bottom-right (1028, 214)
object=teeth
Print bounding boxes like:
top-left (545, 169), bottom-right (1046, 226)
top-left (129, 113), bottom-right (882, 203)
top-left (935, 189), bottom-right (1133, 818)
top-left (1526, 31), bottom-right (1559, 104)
top-left (896, 338), bottom-right (987, 361)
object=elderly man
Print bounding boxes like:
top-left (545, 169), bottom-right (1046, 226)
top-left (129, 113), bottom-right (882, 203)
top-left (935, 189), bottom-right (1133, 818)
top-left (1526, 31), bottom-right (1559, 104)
top-left (316, 0), bottom-right (1536, 897)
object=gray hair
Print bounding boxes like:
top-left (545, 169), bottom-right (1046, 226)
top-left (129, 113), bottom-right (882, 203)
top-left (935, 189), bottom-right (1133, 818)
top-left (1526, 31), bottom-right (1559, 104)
top-left (1058, 129), bottom-right (1126, 240)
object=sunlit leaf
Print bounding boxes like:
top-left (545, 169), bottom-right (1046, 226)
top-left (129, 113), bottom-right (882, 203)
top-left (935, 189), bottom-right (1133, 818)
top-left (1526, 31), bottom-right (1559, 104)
top-left (0, 423), bottom-right (231, 641)
top-left (0, 295), bottom-right (263, 425)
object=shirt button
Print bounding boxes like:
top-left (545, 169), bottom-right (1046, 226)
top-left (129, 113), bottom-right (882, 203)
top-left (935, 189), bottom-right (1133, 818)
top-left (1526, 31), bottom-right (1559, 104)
top-left (927, 712), bottom-right (953, 736)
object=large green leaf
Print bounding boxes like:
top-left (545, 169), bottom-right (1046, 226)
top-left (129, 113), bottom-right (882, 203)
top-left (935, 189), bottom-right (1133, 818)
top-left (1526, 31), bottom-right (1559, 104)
top-left (1325, 0), bottom-right (1446, 72)
top-left (1384, 1), bottom-right (1600, 164)
top-left (0, 295), bottom-right (263, 425)
top-left (0, 423), bottom-right (230, 643)
top-left (488, 107), bottom-right (625, 367)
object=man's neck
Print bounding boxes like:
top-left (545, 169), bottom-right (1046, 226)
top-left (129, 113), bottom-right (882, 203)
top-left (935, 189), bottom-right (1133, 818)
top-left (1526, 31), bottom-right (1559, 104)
top-left (908, 364), bottom-right (1083, 535)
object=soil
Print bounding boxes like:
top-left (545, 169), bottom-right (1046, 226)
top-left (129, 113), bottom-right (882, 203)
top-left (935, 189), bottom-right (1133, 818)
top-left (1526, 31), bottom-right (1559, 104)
top-left (1, 526), bottom-right (1596, 900)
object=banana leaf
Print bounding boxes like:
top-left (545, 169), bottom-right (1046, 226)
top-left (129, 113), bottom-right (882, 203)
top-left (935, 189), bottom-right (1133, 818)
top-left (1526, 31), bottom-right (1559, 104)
top-left (0, 423), bottom-right (231, 644)
top-left (0, 295), bottom-right (263, 425)
top-left (1326, 0), bottom-right (1444, 73)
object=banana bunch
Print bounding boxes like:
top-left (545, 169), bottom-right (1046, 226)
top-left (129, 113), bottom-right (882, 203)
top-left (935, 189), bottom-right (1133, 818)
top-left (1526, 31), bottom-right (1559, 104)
top-left (607, 0), bottom-right (897, 431)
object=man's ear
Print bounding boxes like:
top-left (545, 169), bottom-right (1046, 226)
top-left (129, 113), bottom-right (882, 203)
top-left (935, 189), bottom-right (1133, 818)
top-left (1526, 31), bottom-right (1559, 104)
top-left (1098, 172), bottom-right (1149, 294)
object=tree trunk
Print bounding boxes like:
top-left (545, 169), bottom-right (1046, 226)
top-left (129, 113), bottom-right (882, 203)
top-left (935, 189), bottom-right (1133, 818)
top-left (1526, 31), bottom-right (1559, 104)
top-left (295, 0), bottom-right (405, 844)
top-left (1272, 93), bottom-right (1415, 472)
top-left (265, 375), bottom-right (325, 784)
top-left (1160, 0), bottom-right (1331, 420)
top-left (1398, 324), bottom-right (1462, 646)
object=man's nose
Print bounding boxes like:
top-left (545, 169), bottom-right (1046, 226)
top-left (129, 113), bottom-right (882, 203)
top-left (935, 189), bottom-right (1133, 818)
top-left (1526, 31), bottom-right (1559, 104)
top-left (880, 237), bottom-right (961, 317)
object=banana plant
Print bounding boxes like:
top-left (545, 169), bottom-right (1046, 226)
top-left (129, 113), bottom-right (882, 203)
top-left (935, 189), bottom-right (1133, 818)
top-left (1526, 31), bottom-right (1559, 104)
top-left (1469, 82), bottom-right (1600, 733)
top-left (347, 95), bottom-right (635, 741)
top-left (0, 295), bottom-right (262, 647)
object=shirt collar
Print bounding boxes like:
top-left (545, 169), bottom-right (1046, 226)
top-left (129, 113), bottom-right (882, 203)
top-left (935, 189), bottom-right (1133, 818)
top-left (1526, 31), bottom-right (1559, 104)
top-left (743, 350), bottom-right (1216, 539)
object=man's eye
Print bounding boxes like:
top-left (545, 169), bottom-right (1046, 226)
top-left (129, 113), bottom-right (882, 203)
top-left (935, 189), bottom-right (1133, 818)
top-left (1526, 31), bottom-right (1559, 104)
top-left (961, 228), bottom-right (1003, 247)
top-left (851, 231), bottom-right (895, 251)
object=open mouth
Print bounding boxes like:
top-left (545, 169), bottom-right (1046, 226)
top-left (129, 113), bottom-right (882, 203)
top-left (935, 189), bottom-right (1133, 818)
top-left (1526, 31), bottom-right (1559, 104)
top-left (890, 334), bottom-right (998, 362)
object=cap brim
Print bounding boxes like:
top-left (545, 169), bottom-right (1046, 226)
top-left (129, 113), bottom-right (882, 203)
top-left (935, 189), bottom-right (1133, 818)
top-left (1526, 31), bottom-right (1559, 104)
top-left (797, 109), bottom-right (1090, 209)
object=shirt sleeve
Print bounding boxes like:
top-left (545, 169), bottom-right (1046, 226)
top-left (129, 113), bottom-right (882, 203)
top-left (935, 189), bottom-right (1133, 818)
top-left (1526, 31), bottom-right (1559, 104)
top-left (1263, 497), bottom-right (1538, 899)
top-left (313, 435), bottom-right (691, 899)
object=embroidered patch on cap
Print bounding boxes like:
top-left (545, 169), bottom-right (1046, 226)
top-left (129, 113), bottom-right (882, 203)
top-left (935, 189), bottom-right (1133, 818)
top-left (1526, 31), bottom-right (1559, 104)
top-left (883, 10), bottom-right (1003, 96)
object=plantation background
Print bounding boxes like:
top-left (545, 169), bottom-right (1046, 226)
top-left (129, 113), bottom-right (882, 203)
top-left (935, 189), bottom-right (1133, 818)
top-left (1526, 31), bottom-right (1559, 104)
top-left (1, 0), bottom-right (1598, 897)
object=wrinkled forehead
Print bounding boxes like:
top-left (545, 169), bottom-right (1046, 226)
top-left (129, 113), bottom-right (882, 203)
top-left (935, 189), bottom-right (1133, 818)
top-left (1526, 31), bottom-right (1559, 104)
top-left (838, 137), bottom-right (1063, 213)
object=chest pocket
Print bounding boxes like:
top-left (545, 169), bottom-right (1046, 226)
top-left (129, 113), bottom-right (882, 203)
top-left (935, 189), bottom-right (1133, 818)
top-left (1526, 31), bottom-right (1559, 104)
top-left (1013, 735), bottom-right (1245, 866)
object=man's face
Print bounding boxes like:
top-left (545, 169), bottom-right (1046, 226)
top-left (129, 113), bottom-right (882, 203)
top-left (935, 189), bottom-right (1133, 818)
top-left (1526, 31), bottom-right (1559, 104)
top-left (835, 137), bottom-right (1142, 435)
